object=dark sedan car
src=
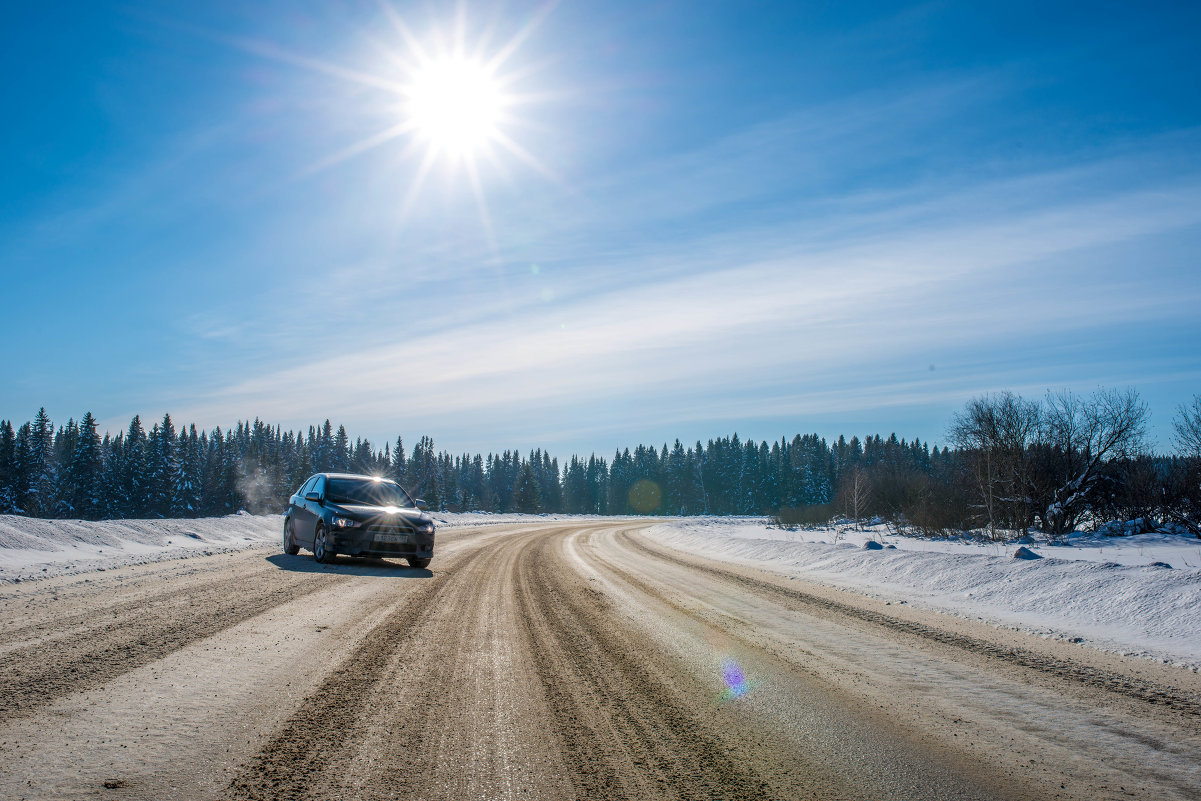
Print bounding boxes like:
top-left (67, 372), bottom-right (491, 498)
top-left (283, 473), bottom-right (436, 568)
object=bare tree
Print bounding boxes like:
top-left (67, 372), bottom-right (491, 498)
top-left (848, 467), bottom-right (872, 529)
top-left (1174, 395), bottom-right (1201, 459)
top-left (949, 392), bottom-right (1040, 538)
top-left (1037, 388), bottom-right (1148, 537)
top-left (1170, 395), bottom-right (1201, 535)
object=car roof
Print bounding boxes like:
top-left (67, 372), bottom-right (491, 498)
top-left (318, 472), bottom-right (399, 482)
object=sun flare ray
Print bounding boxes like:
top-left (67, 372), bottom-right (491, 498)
top-left (298, 120), bottom-right (416, 177)
top-left (491, 129), bottom-right (563, 186)
top-left (398, 146), bottom-right (440, 225)
top-left (227, 35), bottom-right (404, 94)
top-left (465, 158), bottom-right (497, 250)
top-left (485, 0), bottom-right (559, 74)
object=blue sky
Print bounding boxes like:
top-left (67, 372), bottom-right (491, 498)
top-left (3, 1), bottom-right (1200, 455)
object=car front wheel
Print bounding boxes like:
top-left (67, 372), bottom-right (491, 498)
top-left (313, 524), bottom-right (335, 564)
top-left (283, 518), bottom-right (300, 555)
top-left (408, 556), bottom-right (431, 569)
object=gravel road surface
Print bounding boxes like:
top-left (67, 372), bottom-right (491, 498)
top-left (1, 520), bottom-right (1198, 800)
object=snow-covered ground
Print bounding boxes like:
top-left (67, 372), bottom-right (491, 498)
top-left (643, 518), bottom-right (1201, 669)
top-left (2, 512), bottom-right (1197, 670)
top-left (0, 511), bottom-right (600, 582)
top-left (0, 513), bottom-right (285, 582)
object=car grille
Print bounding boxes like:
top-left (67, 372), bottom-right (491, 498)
top-left (363, 521), bottom-right (408, 535)
top-left (362, 522), bottom-right (413, 553)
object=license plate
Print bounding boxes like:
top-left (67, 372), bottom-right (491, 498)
top-left (374, 533), bottom-right (409, 544)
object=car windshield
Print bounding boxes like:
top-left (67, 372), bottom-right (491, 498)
top-left (325, 478), bottom-right (414, 508)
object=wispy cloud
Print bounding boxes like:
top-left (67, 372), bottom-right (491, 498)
top-left (52, 69), bottom-right (1197, 451)
top-left (158, 155), bottom-right (1201, 449)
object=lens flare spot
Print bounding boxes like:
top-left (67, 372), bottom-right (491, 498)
top-left (719, 658), bottom-right (756, 702)
top-left (628, 479), bottom-right (662, 513)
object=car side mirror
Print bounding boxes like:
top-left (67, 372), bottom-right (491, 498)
top-left (415, 498), bottom-right (428, 511)
top-left (305, 491), bottom-right (322, 505)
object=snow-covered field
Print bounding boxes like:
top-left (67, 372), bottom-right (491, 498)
top-left (2, 512), bottom-right (1198, 670)
top-left (642, 518), bottom-right (1201, 669)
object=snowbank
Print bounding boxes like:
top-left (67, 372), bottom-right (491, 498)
top-left (0, 513), bottom-right (284, 582)
top-left (644, 518), bottom-right (1201, 668)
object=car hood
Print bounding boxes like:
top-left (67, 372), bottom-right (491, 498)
top-left (329, 503), bottom-right (432, 525)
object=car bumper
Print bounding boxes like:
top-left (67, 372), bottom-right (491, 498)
top-left (329, 527), bottom-right (435, 558)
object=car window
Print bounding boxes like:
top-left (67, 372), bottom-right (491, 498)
top-left (312, 476), bottom-right (326, 498)
top-left (325, 478), bottom-right (414, 507)
top-left (298, 476), bottom-right (317, 496)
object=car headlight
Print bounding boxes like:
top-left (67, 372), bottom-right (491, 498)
top-left (333, 516), bottom-right (359, 528)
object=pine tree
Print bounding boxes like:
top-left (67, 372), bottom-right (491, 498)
top-left (101, 433), bottom-right (125, 519)
top-left (665, 439), bottom-right (688, 514)
top-left (148, 414), bottom-right (177, 517)
top-left (333, 425), bottom-right (350, 472)
top-left (467, 454), bottom-right (486, 509)
top-left (591, 455), bottom-right (610, 514)
top-left (26, 408), bottom-right (57, 517)
top-left (314, 420), bottom-right (334, 472)
top-left (123, 416), bottom-right (147, 518)
top-left (513, 461), bottom-right (543, 513)
top-left (13, 423), bottom-right (33, 514)
top-left (352, 438), bottom-right (373, 474)
top-left (564, 456), bottom-right (588, 513)
top-left (66, 412), bottom-right (104, 519)
top-left (0, 420), bottom-right (17, 513)
top-left (608, 448), bottom-right (632, 514)
top-left (52, 419), bottom-right (81, 516)
top-left (172, 424), bottom-right (201, 516)
top-left (533, 449), bottom-right (562, 513)
top-left (408, 436), bottom-right (441, 509)
top-left (218, 429), bottom-right (242, 514)
top-left (391, 436), bottom-right (407, 483)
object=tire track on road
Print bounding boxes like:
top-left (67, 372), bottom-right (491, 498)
top-left (0, 525), bottom-right (493, 721)
top-left (515, 525), bottom-right (774, 801)
top-left (619, 531), bottom-right (1201, 720)
top-left (0, 561), bottom-right (342, 719)
top-left (331, 525), bottom-right (580, 801)
top-left (225, 544), bottom-right (491, 801)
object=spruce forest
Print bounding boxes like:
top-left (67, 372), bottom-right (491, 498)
top-left (1, 388), bottom-right (1199, 538)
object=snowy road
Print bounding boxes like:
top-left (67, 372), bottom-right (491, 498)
top-left (1, 520), bottom-right (1199, 800)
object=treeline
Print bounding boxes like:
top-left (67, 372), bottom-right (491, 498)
top-left (0, 408), bottom-right (937, 520)
top-left (0, 388), bottom-right (1198, 538)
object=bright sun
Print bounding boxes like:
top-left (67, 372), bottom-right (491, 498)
top-left (250, 5), bottom-right (554, 235)
top-left (406, 57), bottom-right (502, 160)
